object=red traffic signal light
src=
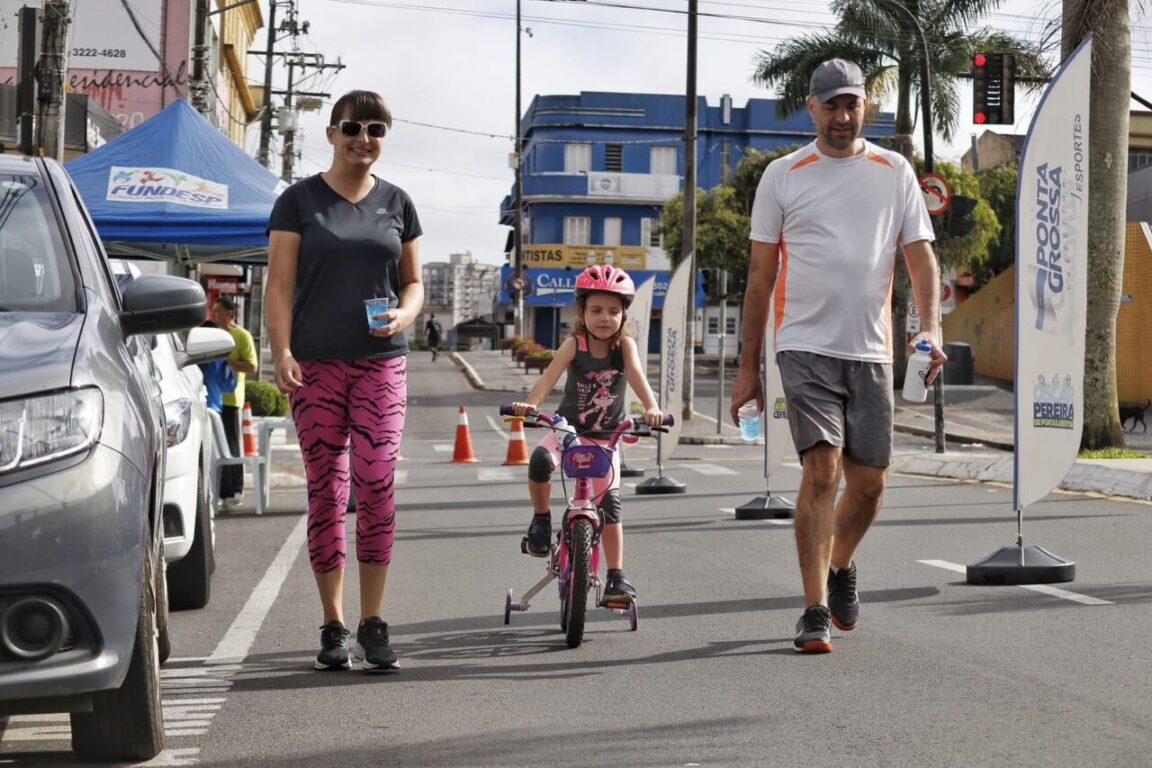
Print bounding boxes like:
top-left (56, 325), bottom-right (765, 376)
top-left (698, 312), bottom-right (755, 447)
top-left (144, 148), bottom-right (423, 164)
top-left (973, 53), bottom-right (1016, 125)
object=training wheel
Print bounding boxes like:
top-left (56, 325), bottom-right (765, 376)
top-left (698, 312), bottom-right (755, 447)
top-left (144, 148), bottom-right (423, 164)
top-left (629, 602), bottom-right (638, 631)
top-left (504, 589), bottom-right (512, 625)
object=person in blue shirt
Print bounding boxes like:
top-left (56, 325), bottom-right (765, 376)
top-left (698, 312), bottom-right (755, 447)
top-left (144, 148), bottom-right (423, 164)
top-left (198, 319), bottom-right (237, 413)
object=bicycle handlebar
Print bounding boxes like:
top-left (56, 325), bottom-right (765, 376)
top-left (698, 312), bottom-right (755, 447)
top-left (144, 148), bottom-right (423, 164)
top-left (499, 404), bottom-right (674, 440)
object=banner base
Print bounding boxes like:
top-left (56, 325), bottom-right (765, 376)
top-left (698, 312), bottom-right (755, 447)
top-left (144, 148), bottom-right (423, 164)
top-left (620, 462), bottom-right (646, 478)
top-left (966, 545), bottom-right (1075, 585)
top-left (635, 476), bottom-right (686, 495)
top-left (734, 495), bottom-right (794, 520)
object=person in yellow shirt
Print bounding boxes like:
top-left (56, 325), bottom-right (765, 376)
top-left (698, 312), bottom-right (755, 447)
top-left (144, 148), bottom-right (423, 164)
top-left (211, 296), bottom-right (258, 507)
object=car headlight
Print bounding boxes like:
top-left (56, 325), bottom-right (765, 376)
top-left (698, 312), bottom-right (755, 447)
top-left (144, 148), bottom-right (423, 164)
top-left (0, 389), bottom-right (103, 473)
top-left (163, 398), bottom-right (193, 447)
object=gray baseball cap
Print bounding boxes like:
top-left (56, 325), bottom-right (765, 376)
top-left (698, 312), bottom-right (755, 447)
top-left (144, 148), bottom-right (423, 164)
top-left (809, 59), bottom-right (866, 103)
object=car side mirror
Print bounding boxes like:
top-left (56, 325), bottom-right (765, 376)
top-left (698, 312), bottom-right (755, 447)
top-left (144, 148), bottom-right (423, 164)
top-left (178, 326), bottom-right (235, 368)
top-left (119, 275), bottom-right (207, 337)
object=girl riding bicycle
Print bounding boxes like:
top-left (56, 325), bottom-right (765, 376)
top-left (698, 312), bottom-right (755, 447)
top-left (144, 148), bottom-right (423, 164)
top-left (510, 265), bottom-right (663, 601)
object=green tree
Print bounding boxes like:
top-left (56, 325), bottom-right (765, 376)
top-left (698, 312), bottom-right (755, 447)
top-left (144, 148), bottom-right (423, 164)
top-left (972, 162), bottom-right (1018, 289)
top-left (751, 0), bottom-right (1047, 155)
top-left (657, 186), bottom-right (749, 274)
top-left (922, 161), bottom-right (1001, 278)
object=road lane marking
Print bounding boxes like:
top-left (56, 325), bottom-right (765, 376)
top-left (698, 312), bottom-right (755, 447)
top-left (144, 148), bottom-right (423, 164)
top-left (479, 467), bottom-right (517, 482)
top-left (917, 560), bottom-right (1114, 605)
top-left (207, 514), bottom-right (308, 665)
top-left (683, 463), bottom-right (740, 476)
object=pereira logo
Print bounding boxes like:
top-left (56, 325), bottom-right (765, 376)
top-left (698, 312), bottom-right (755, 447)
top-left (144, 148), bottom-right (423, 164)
top-left (1032, 373), bottom-right (1074, 430)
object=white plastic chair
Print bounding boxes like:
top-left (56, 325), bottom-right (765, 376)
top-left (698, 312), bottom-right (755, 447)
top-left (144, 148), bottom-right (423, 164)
top-left (208, 409), bottom-right (268, 515)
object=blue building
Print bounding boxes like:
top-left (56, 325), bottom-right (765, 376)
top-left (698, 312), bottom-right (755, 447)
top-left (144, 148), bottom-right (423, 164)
top-left (499, 91), bottom-right (896, 351)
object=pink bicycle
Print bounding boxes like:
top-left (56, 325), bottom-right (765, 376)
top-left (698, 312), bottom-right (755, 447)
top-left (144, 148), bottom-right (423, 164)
top-left (499, 405), bottom-right (674, 648)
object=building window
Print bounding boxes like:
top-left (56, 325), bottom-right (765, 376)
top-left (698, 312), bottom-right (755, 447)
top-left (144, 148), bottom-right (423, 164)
top-left (565, 216), bottom-right (590, 246)
top-left (641, 217), bottom-right (663, 249)
top-left (651, 146), bottom-right (677, 175)
top-left (726, 316), bottom-right (737, 335)
top-left (1129, 149), bottom-right (1152, 173)
top-left (720, 142), bottom-right (731, 183)
top-left (605, 143), bottom-right (623, 172)
top-left (603, 217), bottom-right (622, 246)
top-left (707, 317), bottom-right (718, 335)
top-left (565, 143), bottom-right (591, 173)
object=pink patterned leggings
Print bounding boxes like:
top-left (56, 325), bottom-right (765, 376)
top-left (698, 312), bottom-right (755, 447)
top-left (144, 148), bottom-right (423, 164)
top-left (290, 357), bottom-right (407, 572)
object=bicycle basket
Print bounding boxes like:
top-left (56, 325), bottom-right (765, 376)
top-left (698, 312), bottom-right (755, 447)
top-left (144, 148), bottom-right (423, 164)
top-left (562, 444), bottom-right (612, 478)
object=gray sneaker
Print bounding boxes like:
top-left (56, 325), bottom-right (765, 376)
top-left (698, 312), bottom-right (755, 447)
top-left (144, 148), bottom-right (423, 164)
top-left (827, 561), bottom-right (859, 631)
top-left (793, 604), bottom-right (833, 654)
top-left (357, 617), bottom-right (399, 672)
top-left (314, 621), bottom-right (351, 670)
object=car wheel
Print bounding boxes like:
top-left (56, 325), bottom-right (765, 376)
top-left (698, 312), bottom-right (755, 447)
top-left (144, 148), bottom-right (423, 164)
top-left (71, 535), bottom-right (165, 762)
top-left (156, 542), bottom-right (171, 664)
top-left (168, 466), bottom-right (212, 610)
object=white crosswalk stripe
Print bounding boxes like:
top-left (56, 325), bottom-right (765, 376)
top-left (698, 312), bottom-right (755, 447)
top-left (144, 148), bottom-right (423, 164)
top-left (478, 467), bottom-right (518, 482)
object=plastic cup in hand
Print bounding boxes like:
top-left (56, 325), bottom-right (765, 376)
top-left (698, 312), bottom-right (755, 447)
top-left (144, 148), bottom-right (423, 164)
top-left (738, 401), bottom-right (761, 442)
top-left (364, 297), bottom-right (390, 331)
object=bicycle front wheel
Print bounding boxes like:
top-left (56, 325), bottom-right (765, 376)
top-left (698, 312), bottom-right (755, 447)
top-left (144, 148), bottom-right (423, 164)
top-left (564, 518), bottom-right (594, 648)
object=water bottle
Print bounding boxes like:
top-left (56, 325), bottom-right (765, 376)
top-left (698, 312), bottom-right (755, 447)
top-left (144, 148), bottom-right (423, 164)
top-left (902, 340), bottom-right (933, 403)
top-left (737, 401), bottom-right (761, 442)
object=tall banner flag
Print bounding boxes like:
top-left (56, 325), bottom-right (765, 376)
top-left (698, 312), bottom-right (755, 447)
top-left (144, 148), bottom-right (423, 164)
top-left (624, 277), bottom-right (656, 418)
top-left (736, 292), bottom-right (796, 519)
top-left (1013, 36), bottom-right (1091, 511)
top-left (657, 258), bottom-right (693, 458)
top-left (762, 296), bottom-right (793, 478)
top-left (968, 34), bottom-right (1090, 586)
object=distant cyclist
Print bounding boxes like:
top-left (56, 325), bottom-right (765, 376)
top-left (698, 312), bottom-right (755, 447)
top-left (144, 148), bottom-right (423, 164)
top-left (509, 265), bottom-right (662, 601)
top-left (425, 313), bottom-right (442, 361)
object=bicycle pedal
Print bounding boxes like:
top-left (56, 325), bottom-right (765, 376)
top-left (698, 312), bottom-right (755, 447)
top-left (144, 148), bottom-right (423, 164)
top-left (600, 595), bottom-right (634, 609)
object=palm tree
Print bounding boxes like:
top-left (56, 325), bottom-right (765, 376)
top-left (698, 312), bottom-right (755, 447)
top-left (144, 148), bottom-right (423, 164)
top-left (1063, 0), bottom-right (1131, 449)
top-left (752, 0), bottom-right (1048, 155)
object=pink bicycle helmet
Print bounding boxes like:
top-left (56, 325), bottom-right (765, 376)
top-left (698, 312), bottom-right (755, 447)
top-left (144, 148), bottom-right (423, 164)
top-left (574, 264), bottom-right (635, 307)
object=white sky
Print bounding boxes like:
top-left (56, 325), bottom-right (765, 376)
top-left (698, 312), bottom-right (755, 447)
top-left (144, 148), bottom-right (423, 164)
top-left (244, 0), bottom-right (1152, 267)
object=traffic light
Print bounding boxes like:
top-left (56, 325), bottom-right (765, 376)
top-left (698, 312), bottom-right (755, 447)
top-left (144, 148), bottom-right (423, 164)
top-left (973, 53), bottom-right (1016, 125)
top-left (946, 195), bottom-right (978, 238)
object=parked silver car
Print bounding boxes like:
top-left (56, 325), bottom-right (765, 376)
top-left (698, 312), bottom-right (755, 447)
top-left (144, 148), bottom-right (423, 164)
top-left (0, 155), bottom-right (206, 761)
top-left (112, 259), bottom-right (235, 612)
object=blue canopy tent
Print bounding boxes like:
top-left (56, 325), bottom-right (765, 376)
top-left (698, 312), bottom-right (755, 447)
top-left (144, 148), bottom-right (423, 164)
top-left (66, 99), bottom-right (284, 264)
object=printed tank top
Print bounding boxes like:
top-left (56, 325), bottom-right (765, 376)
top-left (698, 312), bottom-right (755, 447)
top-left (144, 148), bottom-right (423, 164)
top-left (557, 334), bottom-right (626, 439)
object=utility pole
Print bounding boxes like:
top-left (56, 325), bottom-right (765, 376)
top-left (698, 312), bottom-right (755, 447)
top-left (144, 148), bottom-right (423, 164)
top-left (275, 53), bottom-right (341, 183)
top-left (513, 0), bottom-right (525, 339)
top-left (256, 0), bottom-right (278, 167)
top-left (16, 6), bottom-right (37, 156)
top-left (681, 0), bottom-right (698, 421)
top-left (35, 0), bottom-right (69, 162)
top-left (191, 0), bottom-right (211, 115)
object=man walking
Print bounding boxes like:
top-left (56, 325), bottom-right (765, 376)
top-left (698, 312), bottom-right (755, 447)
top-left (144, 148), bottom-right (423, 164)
top-left (211, 296), bottom-right (258, 507)
top-left (425, 313), bottom-right (442, 361)
top-left (730, 59), bottom-right (946, 654)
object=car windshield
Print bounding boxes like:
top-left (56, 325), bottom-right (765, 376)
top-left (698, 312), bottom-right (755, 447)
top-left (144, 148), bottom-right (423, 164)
top-left (0, 173), bottom-right (77, 313)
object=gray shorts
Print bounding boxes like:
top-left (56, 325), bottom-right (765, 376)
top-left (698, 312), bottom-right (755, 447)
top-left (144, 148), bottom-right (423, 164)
top-left (776, 350), bottom-right (894, 468)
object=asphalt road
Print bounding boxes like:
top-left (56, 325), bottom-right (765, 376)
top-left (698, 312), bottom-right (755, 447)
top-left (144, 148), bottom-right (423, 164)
top-left (3, 355), bottom-right (1151, 767)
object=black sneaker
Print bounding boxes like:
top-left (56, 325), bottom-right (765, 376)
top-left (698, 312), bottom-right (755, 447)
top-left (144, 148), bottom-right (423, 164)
top-left (793, 604), bottom-right (833, 654)
top-left (357, 617), bottom-right (399, 672)
top-left (314, 620), bottom-right (351, 670)
top-left (523, 514), bottom-right (552, 557)
top-left (603, 570), bottom-right (636, 601)
top-left (827, 561), bottom-right (859, 631)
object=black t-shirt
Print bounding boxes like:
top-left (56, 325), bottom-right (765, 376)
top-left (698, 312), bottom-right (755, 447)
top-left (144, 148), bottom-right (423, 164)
top-left (268, 174), bottom-right (422, 361)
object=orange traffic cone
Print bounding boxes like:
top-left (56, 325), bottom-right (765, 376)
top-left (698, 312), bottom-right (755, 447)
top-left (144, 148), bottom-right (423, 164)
top-left (242, 402), bottom-right (258, 457)
top-left (451, 405), bottom-right (479, 463)
top-left (503, 419), bottom-right (530, 465)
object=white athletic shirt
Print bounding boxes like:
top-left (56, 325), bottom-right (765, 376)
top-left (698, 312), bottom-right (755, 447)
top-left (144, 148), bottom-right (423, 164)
top-left (749, 140), bottom-right (935, 362)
